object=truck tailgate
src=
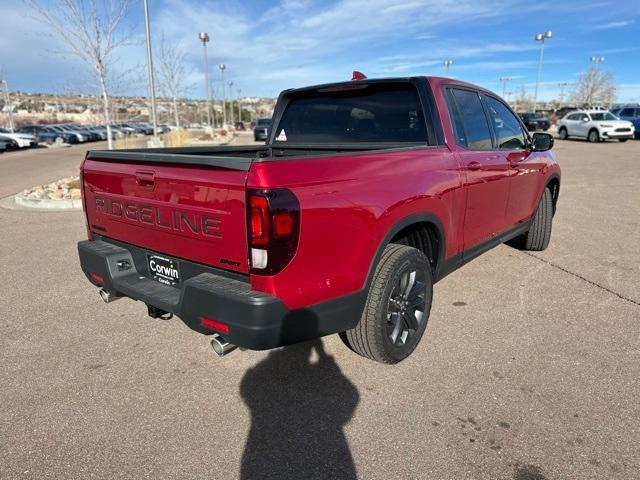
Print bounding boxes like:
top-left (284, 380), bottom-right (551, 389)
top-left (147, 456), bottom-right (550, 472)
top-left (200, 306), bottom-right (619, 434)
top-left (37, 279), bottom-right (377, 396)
top-left (82, 157), bottom-right (249, 274)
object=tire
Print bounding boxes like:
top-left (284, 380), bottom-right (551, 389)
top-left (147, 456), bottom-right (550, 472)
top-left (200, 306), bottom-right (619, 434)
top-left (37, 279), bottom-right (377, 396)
top-left (342, 244), bottom-right (433, 364)
top-left (588, 129), bottom-right (600, 143)
top-left (507, 187), bottom-right (553, 251)
top-left (618, 138), bottom-right (628, 143)
top-left (558, 127), bottom-right (568, 140)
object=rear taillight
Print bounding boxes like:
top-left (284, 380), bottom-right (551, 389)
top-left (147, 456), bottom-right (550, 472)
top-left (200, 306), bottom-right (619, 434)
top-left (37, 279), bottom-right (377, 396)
top-left (247, 189), bottom-right (300, 275)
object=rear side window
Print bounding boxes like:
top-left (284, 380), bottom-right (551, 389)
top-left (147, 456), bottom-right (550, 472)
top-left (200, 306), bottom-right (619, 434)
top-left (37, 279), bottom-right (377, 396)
top-left (484, 96), bottom-right (526, 150)
top-left (274, 82), bottom-right (428, 144)
top-left (448, 88), bottom-right (492, 150)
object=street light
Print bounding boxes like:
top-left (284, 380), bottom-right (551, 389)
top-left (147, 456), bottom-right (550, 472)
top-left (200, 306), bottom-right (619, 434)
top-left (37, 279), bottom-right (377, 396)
top-left (198, 32), bottom-right (212, 128)
top-left (227, 81), bottom-right (234, 124)
top-left (557, 82), bottom-right (569, 106)
top-left (443, 59), bottom-right (453, 76)
top-left (499, 76), bottom-right (512, 100)
top-left (533, 30), bottom-right (552, 112)
top-left (590, 56), bottom-right (605, 69)
top-left (0, 79), bottom-right (13, 130)
top-left (142, 0), bottom-right (158, 139)
top-left (219, 64), bottom-right (227, 127)
top-left (237, 88), bottom-right (242, 124)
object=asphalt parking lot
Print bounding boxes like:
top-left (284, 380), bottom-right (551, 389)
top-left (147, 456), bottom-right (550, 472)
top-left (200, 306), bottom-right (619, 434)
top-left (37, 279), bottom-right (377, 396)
top-left (1, 137), bottom-right (638, 479)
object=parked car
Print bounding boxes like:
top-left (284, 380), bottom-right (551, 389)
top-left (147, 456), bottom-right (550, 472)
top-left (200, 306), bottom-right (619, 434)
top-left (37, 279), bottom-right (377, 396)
top-left (66, 124), bottom-right (101, 142)
top-left (554, 106), bottom-right (577, 121)
top-left (0, 127), bottom-right (37, 148)
top-left (50, 125), bottom-right (87, 143)
top-left (518, 112), bottom-right (551, 131)
top-left (557, 110), bottom-right (635, 142)
top-left (78, 75), bottom-right (560, 364)
top-left (84, 126), bottom-right (108, 140)
top-left (113, 124), bottom-right (139, 135)
top-left (0, 134), bottom-right (19, 149)
top-left (118, 123), bottom-right (153, 135)
top-left (253, 118), bottom-right (271, 141)
top-left (15, 125), bottom-right (69, 144)
top-left (610, 106), bottom-right (640, 139)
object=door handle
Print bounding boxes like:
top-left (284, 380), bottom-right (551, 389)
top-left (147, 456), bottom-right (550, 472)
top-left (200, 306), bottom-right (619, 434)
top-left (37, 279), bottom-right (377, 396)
top-left (467, 161), bottom-right (481, 171)
top-left (509, 155), bottom-right (526, 167)
top-left (135, 170), bottom-right (155, 188)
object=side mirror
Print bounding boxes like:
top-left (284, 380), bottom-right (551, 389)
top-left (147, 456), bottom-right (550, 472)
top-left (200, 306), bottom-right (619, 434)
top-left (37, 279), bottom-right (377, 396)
top-left (531, 132), bottom-right (554, 152)
top-left (582, 117), bottom-right (590, 122)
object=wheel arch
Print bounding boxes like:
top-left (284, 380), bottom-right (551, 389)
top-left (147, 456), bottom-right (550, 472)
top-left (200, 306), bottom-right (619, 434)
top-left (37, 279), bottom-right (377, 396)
top-left (545, 174), bottom-right (561, 214)
top-left (363, 213), bottom-right (447, 294)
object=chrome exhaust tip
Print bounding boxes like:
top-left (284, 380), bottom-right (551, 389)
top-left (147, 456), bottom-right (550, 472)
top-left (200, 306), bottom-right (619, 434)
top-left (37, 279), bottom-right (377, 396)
top-left (210, 334), bottom-right (237, 357)
top-left (99, 288), bottom-right (121, 303)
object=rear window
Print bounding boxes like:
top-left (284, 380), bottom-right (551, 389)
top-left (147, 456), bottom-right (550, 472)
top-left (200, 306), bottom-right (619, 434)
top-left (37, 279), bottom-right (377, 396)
top-left (274, 82), bottom-right (428, 144)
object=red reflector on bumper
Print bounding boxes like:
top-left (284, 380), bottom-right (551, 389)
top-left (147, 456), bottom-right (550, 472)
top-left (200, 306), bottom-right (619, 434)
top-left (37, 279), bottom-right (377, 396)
top-left (91, 273), bottom-right (104, 284)
top-left (200, 317), bottom-right (229, 333)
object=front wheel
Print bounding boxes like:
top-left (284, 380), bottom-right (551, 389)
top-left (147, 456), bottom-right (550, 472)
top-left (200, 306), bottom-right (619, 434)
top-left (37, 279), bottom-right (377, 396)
top-left (342, 244), bottom-right (433, 364)
top-left (507, 187), bottom-right (553, 251)
top-left (558, 127), bottom-right (568, 140)
top-left (588, 129), bottom-right (600, 143)
top-left (618, 138), bottom-right (628, 143)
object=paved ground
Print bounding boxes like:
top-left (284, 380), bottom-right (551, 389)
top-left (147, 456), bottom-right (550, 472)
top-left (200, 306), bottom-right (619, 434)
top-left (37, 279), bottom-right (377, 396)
top-left (1, 135), bottom-right (638, 479)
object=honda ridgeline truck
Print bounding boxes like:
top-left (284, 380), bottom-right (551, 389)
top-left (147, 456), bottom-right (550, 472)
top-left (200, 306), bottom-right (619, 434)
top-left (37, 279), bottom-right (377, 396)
top-left (78, 75), bottom-right (560, 363)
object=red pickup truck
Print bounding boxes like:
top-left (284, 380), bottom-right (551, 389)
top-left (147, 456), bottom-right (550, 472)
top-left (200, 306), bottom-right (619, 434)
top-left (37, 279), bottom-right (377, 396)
top-left (78, 76), bottom-right (560, 364)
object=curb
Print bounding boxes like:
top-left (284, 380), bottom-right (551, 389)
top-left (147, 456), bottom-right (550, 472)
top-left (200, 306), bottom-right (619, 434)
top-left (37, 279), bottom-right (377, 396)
top-left (13, 194), bottom-right (82, 210)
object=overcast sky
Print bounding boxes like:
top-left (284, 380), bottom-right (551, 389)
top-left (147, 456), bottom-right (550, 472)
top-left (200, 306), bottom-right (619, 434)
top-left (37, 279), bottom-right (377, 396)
top-left (1, 0), bottom-right (639, 102)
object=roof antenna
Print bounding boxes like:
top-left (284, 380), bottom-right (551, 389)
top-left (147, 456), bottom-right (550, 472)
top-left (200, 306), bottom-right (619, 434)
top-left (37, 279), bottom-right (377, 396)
top-left (352, 71), bottom-right (367, 81)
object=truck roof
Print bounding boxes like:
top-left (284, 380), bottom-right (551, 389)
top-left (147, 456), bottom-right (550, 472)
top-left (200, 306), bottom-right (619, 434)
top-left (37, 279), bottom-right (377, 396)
top-left (283, 75), bottom-right (493, 97)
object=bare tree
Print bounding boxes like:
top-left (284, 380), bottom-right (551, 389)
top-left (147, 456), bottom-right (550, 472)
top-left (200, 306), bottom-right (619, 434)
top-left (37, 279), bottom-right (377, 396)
top-left (157, 37), bottom-right (190, 129)
top-left (570, 68), bottom-right (616, 108)
top-left (25, 0), bottom-right (132, 149)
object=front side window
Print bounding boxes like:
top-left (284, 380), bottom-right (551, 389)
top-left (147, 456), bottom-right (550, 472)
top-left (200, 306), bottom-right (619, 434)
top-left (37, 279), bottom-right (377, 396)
top-left (484, 96), bottom-right (526, 150)
top-left (448, 88), bottom-right (492, 150)
top-left (590, 112), bottom-right (617, 121)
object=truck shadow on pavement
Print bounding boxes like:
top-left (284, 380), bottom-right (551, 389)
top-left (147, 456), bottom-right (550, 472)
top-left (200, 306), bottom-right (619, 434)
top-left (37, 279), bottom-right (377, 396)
top-left (239, 338), bottom-right (359, 480)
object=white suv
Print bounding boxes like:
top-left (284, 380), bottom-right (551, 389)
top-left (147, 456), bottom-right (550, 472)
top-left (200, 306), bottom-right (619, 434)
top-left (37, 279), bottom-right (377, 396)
top-left (557, 110), bottom-right (635, 143)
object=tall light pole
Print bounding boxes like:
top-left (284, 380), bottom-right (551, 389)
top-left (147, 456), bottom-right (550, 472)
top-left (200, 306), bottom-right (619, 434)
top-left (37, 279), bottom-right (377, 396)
top-left (0, 79), bottom-right (14, 130)
top-left (443, 59), bottom-right (453, 76)
top-left (237, 88), bottom-right (242, 123)
top-left (198, 32), bottom-right (212, 128)
top-left (227, 81), bottom-right (234, 124)
top-left (588, 56), bottom-right (605, 107)
top-left (499, 76), bottom-right (512, 100)
top-left (142, 0), bottom-right (158, 139)
top-left (590, 55), bottom-right (605, 70)
top-left (533, 31), bottom-right (552, 112)
top-left (558, 82), bottom-right (569, 106)
top-left (219, 64), bottom-right (227, 127)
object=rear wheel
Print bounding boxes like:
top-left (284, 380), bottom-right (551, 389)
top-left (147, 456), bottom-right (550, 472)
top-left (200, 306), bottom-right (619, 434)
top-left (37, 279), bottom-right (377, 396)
top-left (558, 127), bottom-right (568, 140)
top-left (342, 244), bottom-right (433, 364)
top-left (588, 129), bottom-right (600, 143)
top-left (507, 187), bottom-right (553, 251)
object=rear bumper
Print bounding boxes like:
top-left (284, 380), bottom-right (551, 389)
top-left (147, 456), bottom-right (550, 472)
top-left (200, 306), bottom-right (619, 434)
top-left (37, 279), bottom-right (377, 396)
top-left (78, 239), bottom-right (363, 350)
